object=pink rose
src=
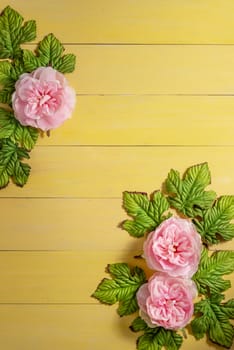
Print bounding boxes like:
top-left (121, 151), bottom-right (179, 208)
top-left (12, 67), bottom-right (76, 131)
top-left (144, 217), bottom-right (202, 278)
top-left (136, 273), bottom-right (197, 330)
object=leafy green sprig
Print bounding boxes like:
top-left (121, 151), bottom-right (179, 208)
top-left (0, 6), bottom-right (76, 187)
top-left (93, 163), bottom-right (234, 350)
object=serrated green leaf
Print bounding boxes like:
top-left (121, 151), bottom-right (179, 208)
top-left (165, 163), bottom-right (216, 217)
top-left (0, 61), bottom-right (13, 85)
top-left (0, 107), bottom-right (15, 138)
top-left (117, 296), bottom-right (139, 316)
top-left (191, 296), bottom-right (234, 348)
top-left (0, 108), bottom-right (39, 150)
top-left (12, 159), bottom-right (30, 187)
top-left (194, 196), bottom-right (234, 244)
top-left (0, 30), bottom-right (12, 58)
top-left (0, 60), bottom-right (25, 105)
top-left (193, 248), bottom-right (234, 294)
top-left (190, 313), bottom-right (209, 340)
top-left (55, 53), bottom-right (76, 73)
top-left (137, 327), bottom-right (183, 350)
top-left (0, 6), bottom-right (36, 59)
top-left (23, 33), bottom-right (76, 74)
top-left (23, 49), bottom-right (44, 72)
top-left (10, 60), bottom-right (25, 81)
top-left (92, 263), bottom-right (146, 316)
top-left (138, 332), bottom-right (161, 350)
top-left (37, 33), bottom-right (64, 66)
top-left (130, 317), bottom-right (148, 332)
top-left (108, 263), bottom-right (145, 283)
top-left (0, 139), bottom-right (17, 187)
top-left (122, 191), bottom-right (170, 237)
top-left (0, 139), bottom-right (31, 188)
top-left (0, 87), bottom-right (14, 104)
top-left (18, 20), bottom-right (36, 43)
top-left (217, 299), bottom-right (234, 319)
top-left (14, 124), bottom-right (39, 150)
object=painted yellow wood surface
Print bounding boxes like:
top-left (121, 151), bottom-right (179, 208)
top-left (26, 44), bottom-right (234, 94)
top-left (0, 2), bottom-right (234, 350)
top-left (2, 0), bottom-right (234, 44)
top-left (0, 198), bottom-right (233, 251)
top-left (0, 252), bottom-right (232, 304)
top-left (0, 305), bottom-right (225, 350)
top-left (38, 96), bottom-right (234, 146)
top-left (0, 147), bottom-right (234, 198)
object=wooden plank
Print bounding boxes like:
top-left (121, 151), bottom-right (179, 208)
top-left (0, 304), bottom-right (224, 350)
top-left (0, 252), bottom-right (233, 304)
top-left (0, 198), bottom-right (233, 251)
top-left (0, 198), bottom-right (144, 251)
top-left (58, 45), bottom-right (234, 94)
top-left (5, 45), bottom-right (234, 94)
top-left (2, 0), bottom-right (234, 44)
top-left (0, 251), bottom-right (147, 303)
top-left (0, 146), bottom-right (234, 197)
top-left (0, 305), bottom-right (139, 350)
top-left (39, 96), bottom-right (234, 146)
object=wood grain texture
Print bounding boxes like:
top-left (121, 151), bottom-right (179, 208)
top-left (0, 251), bottom-right (233, 304)
top-left (0, 1), bottom-right (234, 349)
top-left (2, 0), bottom-right (234, 44)
top-left (0, 198), bottom-right (233, 251)
top-left (0, 305), bottom-right (226, 350)
top-left (38, 96), bottom-right (234, 146)
top-left (0, 146), bottom-right (234, 197)
top-left (49, 45), bottom-right (234, 94)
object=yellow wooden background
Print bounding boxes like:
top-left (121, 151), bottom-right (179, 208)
top-left (1, 1), bottom-right (234, 349)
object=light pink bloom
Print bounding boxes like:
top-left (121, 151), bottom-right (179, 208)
top-left (144, 217), bottom-right (202, 278)
top-left (12, 67), bottom-right (76, 131)
top-left (137, 273), bottom-right (197, 330)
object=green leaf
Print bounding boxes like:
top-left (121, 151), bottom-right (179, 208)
top-left (14, 123), bottom-right (39, 150)
top-left (130, 317), bottom-right (182, 350)
top-left (165, 163), bottom-right (216, 217)
top-left (193, 248), bottom-right (234, 294)
top-left (0, 108), bottom-right (39, 150)
top-left (0, 139), bottom-right (31, 188)
top-left (0, 6), bottom-right (36, 59)
top-left (23, 49), bottom-right (45, 72)
top-left (194, 196), bottom-right (234, 244)
top-left (0, 59), bottom-right (25, 84)
top-left (191, 296), bottom-right (234, 348)
top-left (117, 296), bottom-right (139, 317)
top-left (55, 53), bottom-right (76, 73)
top-left (13, 158), bottom-right (30, 187)
top-left (9, 59), bottom-right (25, 81)
top-left (18, 20), bottom-right (36, 43)
top-left (122, 191), bottom-right (170, 237)
top-left (0, 87), bottom-right (14, 104)
top-left (92, 263), bottom-right (146, 316)
top-left (137, 327), bottom-right (183, 350)
top-left (0, 107), bottom-right (15, 138)
top-left (37, 33), bottom-right (63, 66)
top-left (0, 139), bottom-right (16, 187)
top-left (23, 33), bottom-right (76, 73)
top-left (130, 317), bottom-right (148, 332)
top-left (0, 60), bottom-right (25, 106)
top-left (0, 61), bottom-right (13, 85)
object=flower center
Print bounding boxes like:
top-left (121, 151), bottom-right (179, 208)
top-left (39, 94), bottom-right (51, 106)
top-left (156, 236), bottom-right (179, 260)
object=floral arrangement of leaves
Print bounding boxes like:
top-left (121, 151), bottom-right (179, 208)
top-left (0, 6), bottom-right (76, 188)
top-left (93, 163), bottom-right (234, 350)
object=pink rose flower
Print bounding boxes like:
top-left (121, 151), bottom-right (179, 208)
top-left (144, 217), bottom-right (202, 278)
top-left (12, 67), bottom-right (76, 131)
top-left (136, 273), bottom-right (197, 330)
